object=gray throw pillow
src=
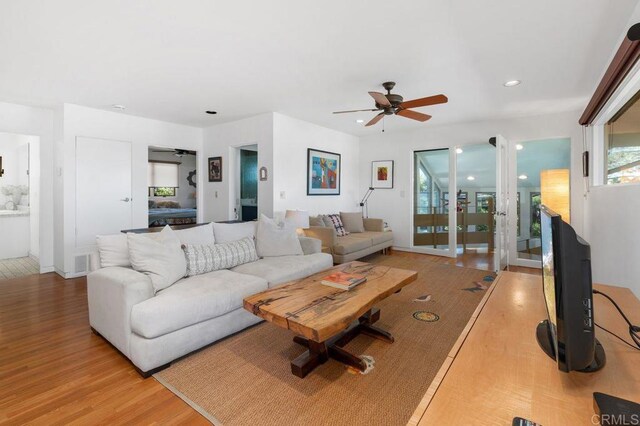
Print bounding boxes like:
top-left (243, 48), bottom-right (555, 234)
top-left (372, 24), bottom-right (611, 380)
top-left (182, 237), bottom-right (258, 276)
top-left (309, 215), bottom-right (325, 227)
top-left (340, 212), bottom-right (365, 233)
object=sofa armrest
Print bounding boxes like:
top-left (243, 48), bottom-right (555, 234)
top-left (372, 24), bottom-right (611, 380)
top-left (363, 218), bottom-right (384, 232)
top-left (298, 236), bottom-right (322, 255)
top-left (303, 226), bottom-right (336, 250)
top-left (87, 267), bottom-right (154, 357)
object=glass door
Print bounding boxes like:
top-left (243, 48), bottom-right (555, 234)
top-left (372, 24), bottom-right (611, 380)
top-left (494, 135), bottom-right (509, 272)
top-left (412, 149), bottom-right (455, 257)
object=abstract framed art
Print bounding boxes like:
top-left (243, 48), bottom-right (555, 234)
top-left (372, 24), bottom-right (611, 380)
top-left (307, 148), bottom-right (340, 195)
top-left (372, 160), bottom-right (394, 189)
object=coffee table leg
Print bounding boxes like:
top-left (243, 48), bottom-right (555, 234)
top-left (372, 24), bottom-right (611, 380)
top-left (290, 339), bottom-right (329, 378)
top-left (328, 345), bottom-right (367, 372)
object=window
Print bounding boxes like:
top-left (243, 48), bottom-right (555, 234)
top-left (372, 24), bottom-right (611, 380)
top-left (475, 192), bottom-right (495, 232)
top-left (530, 192), bottom-right (541, 237)
top-left (417, 164), bottom-right (432, 214)
top-left (150, 187), bottom-right (176, 197)
top-left (605, 90), bottom-right (640, 184)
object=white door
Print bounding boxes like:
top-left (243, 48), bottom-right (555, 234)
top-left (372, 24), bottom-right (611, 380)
top-left (76, 137), bottom-right (132, 248)
top-left (494, 135), bottom-right (509, 272)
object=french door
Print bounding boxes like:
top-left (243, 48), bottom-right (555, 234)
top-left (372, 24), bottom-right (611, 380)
top-left (494, 135), bottom-right (509, 272)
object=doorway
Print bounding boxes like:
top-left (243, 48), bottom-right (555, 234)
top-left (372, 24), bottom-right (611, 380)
top-left (510, 138), bottom-right (571, 268)
top-left (0, 132), bottom-right (40, 278)
top-left (234, 144), bottom-right (258, 221)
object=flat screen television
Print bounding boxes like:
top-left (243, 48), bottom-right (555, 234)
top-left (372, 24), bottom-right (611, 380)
top-left (536, 205), bottom-right (606, 372)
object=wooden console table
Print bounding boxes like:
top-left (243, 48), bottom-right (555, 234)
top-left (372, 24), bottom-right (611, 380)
top-left (409, 271), bottom-right (640, 425)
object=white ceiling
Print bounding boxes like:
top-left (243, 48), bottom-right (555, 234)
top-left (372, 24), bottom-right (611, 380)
top-left (418, 138), bottom-right (571, 189)
top-left (0, 0), bottom-right (637, 135)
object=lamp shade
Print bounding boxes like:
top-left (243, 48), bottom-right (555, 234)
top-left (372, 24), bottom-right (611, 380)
top-left (285, 209), bottom-right (310, 229)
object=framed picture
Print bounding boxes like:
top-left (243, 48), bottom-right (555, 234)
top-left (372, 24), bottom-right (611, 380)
top-left (307, 148), bottom-right (340, 195)
top-left (372, 160), bottom-right (394, 189)
top-left (208, 156), bottom-right (222, 182)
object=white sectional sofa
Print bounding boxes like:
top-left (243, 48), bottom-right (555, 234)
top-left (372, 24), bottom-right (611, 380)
top-left (87, 222), bottom-right (332, 376)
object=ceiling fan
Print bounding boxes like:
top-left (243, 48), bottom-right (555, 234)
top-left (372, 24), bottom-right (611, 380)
top-left (150, 148), bottom-right (195, 157)
top-left (333, 81), bottom-right (448, 127)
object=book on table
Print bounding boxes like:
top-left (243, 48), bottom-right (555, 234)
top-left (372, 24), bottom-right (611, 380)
top-left (320, 272), bottom-right (367, 290)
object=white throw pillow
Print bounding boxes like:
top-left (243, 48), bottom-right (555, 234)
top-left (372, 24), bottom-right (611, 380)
top-left (175, 223), bottom-right (215, 245)
top-left (183, 237), bottom-right (259, 276)
top-left (212, 221), bottom-right (257, 243)
top-left (127, 226), bottom-right (187, 293)
top-left (96, 233), bottom-right (130, 268)
top-left (256, 214), bottom-right (303, 257)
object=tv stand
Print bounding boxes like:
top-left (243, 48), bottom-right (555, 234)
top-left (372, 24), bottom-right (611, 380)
top-left (536, 319), bottom-right (606, 372)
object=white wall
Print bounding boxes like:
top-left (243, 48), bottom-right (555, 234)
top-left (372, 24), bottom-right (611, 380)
top-left (61, 104), bottom-right (203, 276)
top-left (358, 110), bottom-right (586, 250)
top-left (202, 113), bottom-right (274, 221)
top-left (582, 3), bottom-right (640, 297)
top-left (0, 102), bottom-right (54, 272)
top-left (148, 151), bottom-right (197, 209)
top-left (272, 113), bottom-right (360, 215)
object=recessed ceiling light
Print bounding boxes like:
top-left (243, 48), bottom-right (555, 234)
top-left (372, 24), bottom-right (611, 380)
top-left (111, 104), bottom-right (126, 110)
top-left (356, 119), bottom-right (364, 124)
top-left (456, 148), bottom-right (463, 154)
top-left (518, 174), bottom-right (528, 180)
top-left (504, 80), bottom-right (521, 87)
top-left (205, 110), bottom-right (217, 115)
top-left (467, 176), bottom-right (475, 181)
top-left (516, 144), bottom-right (524, 150)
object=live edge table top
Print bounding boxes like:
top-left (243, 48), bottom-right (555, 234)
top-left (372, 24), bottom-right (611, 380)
top-left (243, 261), bottom-right (418, 343)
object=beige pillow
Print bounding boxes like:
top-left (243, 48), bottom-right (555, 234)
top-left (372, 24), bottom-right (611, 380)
top-left (340, 212), bottom-right (365, 233)
top-left (256, 214), bottom-right (303, 257)
top-left (309, 215), bottom-right (325, 227)
top-left (127, 226), bottom-right (187, 293)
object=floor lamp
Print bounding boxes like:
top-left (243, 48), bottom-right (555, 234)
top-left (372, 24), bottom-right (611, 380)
top-left (359, 187), bottom-right (375, 218)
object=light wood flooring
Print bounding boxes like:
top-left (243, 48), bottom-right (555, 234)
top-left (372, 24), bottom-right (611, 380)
top-left (0, 251), bottom-right (537, 425)
top-left (0, 257), bottom-right (39, 280)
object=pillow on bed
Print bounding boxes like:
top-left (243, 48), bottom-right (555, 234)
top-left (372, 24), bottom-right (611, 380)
top-left (155, 201), bottom-right (181, 208)
top-left (148, 200), bottom-right (156, 209)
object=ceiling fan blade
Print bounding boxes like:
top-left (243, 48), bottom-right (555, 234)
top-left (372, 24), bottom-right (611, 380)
top-left (332, 108), bottom-right (380, 114)
top-left (397, 109), bottom-right (432, 122)
top-left (368, 91), bottom-right (391, 107)
top-left (365, 113), bottom-right (385, 127)
top-left (399, 94), bottom-right (448, 109)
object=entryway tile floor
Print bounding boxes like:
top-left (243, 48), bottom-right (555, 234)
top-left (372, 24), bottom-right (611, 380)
top-left (0, 257), bottom-right (39, 280)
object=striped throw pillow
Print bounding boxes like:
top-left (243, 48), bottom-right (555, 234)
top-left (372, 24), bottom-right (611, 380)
top-left (327, 214), bottom-right (349, 237)
top-left (182, 237), bottom-right (259, 276)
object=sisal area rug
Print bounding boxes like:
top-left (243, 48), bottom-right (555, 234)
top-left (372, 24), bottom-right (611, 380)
top-left (155, 253), bottom-right (493, 425)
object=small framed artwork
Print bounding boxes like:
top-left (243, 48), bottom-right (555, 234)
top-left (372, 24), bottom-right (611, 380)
top-left (208, 156), bottom-right (222, 182)
top-left (307, 148), bottom-right (341, 196)
top-left (372, 160), bottom-right (394, 189)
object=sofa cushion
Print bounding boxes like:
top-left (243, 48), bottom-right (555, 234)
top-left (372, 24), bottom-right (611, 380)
top-left (256, 214), bottom-right (303, 257)
top-left (175, 223), bottom-right (215, 245)
top-left (333, 234), bottom-right (373, 255)
top-left (96, 233), bottom-right (130, 268)
top-left (326, 214), bottom-right (349, 237)
top-left (309, 215), bottom-right (326, 227)
top-left (183, 237), bottom-right (258, 276)
top-left (359, 231), bottom-right (393, 246)
top-left (127, 226), bottom-right (186, 293)
top-left (340, 212), bottom-right (365, 233)
top-left (130, 269), bottom-right (268, 339)
top-left (212, 221), bottom-right (256, 243)
top-left (231, 253), bottom-right (333, 287)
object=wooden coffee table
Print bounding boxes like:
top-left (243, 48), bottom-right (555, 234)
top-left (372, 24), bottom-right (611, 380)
top-left (243, 261), bottom-right (418, 378)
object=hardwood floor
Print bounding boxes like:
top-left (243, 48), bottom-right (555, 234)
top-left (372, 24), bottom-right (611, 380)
top-left (0, 273), bottom-right (208, 425)
top-left (0, 252), bottom-right (538, 425)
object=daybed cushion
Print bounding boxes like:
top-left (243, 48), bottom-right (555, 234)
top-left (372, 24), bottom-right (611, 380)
top-left (130, 269), bottom-right (268, 339)
top-left (127, 226), bottom-right (186, 293)
top-left (333, 234), bottom-right (373, 255)
top-left (231, 253), bottom-right (333, 287)
top-left (213, 221), bottom-right (256, 243)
